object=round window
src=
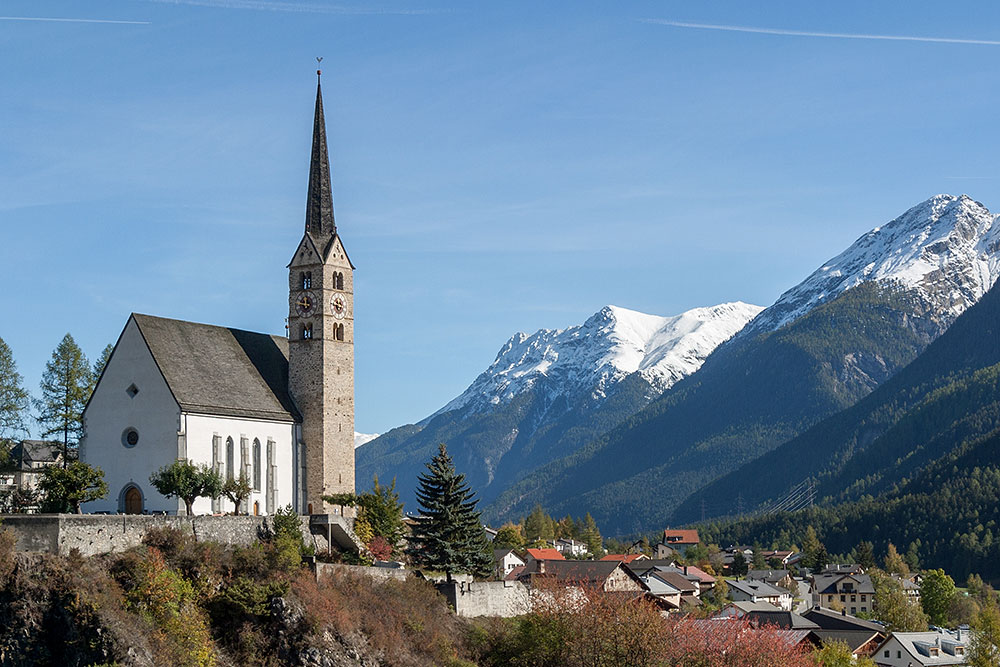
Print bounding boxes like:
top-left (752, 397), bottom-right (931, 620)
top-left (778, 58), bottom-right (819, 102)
top-left (122, 428), bottom-right (139, 448)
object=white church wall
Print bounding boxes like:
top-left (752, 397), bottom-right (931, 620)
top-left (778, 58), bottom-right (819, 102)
top-left (81, 318), bottom-right (184, 514)
top-left (184, 413), bottom-right (296, 516)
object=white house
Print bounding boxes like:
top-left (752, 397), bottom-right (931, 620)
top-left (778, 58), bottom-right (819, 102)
top-left (728, 579), bottom-right (793, 611)
top-left (874, 631), bottom-right (971, 666)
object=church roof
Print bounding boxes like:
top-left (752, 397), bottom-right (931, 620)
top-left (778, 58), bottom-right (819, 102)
top-left (132, 313), bottom-right (301, 423)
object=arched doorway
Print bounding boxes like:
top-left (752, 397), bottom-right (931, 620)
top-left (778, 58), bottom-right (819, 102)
top-left (123, 486), bottom-right (143, 514)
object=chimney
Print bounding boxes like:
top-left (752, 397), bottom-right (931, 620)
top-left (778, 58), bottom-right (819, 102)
top-left (841, 608), bottom-right (846, 616)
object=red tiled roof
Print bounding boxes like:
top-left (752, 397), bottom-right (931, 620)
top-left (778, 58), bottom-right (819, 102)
top-left (683, 565), bottom-right (717, 584)
top-left (524, 548), bottom-right (565, 561)
top-left (663, 529), bottom-right (701, 544)
top-left (600, 554), bottom-right (647, 563)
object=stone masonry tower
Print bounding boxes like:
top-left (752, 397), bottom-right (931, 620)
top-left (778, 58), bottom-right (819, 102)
top-left (287, 70), bottom-right (355, 514)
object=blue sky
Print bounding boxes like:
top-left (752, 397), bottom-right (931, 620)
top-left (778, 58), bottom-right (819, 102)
top-left (3, 1), bottom-right (1000, 435)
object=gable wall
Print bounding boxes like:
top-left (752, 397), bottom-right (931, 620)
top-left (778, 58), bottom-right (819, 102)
top-left (82, 318), bottom-right (183, 514)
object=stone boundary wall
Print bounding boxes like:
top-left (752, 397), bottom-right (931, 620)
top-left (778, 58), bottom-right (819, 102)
top-left (0, 514), bottom-right (315, 557)
top-left (315, 562), bottom-right (410, 583)
top-left (436, 580), bottom-right (531, 618)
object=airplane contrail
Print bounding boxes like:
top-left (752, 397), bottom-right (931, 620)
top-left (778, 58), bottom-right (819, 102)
top-left (641, 19), bottom-right (1000, 46)
top-left (136, 0), bottom-right (436, 15)
top-left (0, 16), bottom-right (150, 24)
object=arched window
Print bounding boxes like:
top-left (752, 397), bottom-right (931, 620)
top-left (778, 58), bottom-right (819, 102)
top-left (253, 438), bottom-right (261, 492)
top-left (336, 324), bottom-right (344, 341)
top-left (302, 323), bottom-right (313, 340)
top-left (338, 272), bottom-right (344, 290)
top-left (302, 271), bottom-right (312, 289)
top-left (225, 437), bottom-right (234, 481)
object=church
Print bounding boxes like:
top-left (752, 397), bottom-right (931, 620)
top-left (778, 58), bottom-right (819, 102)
top-left (81, 73), bottom-right (355, 516)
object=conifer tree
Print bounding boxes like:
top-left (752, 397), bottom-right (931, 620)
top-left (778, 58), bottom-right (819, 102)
top-left (0, 336), bottom-right (29, 444)
top-left (855, 540), bottom-right (876, 569)
top-left (524, 504), bottom-right (555, 542)
top-left (91, 343), bottom-right (114, 386)
top-left (36, 334), bottom-right (91, 464)
top-left (406, 444), bottom-right (493, 580)
top-left (580, 513), bottom-right (603, 556)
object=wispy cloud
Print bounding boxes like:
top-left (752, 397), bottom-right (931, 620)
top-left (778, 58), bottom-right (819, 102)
top-left (136, 0), bottom-right (438, 15)
top-left (0, 16), bottom-right (150, 24)
top-left (641, 19), bottom-right (1000, 46)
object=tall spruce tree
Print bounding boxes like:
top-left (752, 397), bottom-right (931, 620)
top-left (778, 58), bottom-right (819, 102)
top-left (0, 336), bottom-right (29, 443)
top-left (407, 443), bottom-right (493, 580)
top-left (36, 334), bottom-right (91, 464)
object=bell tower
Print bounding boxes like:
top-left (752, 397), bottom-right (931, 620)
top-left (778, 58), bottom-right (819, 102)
top-left (287, 69), bottom-right (355, 514)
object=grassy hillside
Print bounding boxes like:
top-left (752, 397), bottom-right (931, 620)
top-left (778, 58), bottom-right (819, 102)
top-left (486, 282), bottom-right (942, 533)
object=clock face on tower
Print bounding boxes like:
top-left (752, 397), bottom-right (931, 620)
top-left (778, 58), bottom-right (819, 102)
top-left (331, 294), bottom-right (347, 319)
top-left (295, 292), bottom-right (316, 317)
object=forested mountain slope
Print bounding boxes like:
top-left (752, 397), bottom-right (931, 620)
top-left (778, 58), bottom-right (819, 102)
top-left (678, 265), bottom-right (1000, 526)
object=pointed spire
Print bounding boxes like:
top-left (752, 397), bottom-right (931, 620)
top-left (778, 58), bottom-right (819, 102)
top-left (305, 69), bottom-right (336, 240)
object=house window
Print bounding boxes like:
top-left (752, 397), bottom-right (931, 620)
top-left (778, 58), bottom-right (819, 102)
top-left (253, 439), bottom-right (261, 491)
top-left (851, 607), bottom-right (856, 614)
top-left (840, 595), bottom-right (845, 602)
top-left (226, 437), bottom-right (234, 481)
top-left (861, 595), bottom-right (866, 602)
top-left (301, 271), bottom-right (312, 289)
top-left (897, 651), bottom-right (901, 659)
top-left (302, 323), bottom-right (313, 340)
top-left (851, 595), bottom-right (856, 602)
top-left (884, 650), bottom-right (889, 658)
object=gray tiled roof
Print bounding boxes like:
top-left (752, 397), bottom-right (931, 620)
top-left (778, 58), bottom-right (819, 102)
top-left (10, 440), bottom-right (63, 470)
top-left (133, 314), bottom-right (300, 422)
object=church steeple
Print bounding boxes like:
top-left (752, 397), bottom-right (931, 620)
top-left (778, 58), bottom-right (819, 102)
top-left (305, 69), bottom-right (336, 243)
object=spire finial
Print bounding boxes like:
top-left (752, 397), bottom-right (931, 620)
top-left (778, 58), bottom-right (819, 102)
top-left (316, 56), bottom-right (323, 77)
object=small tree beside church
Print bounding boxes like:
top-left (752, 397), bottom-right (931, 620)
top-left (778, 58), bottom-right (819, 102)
top-left (406, 444), bottom-right (493, 580)
top-left (149, 460), bottom-right (223, 515)
top-left (38, 461), bottom-right (108, 513)
top-left (222, 473), bottom-right (253, 515)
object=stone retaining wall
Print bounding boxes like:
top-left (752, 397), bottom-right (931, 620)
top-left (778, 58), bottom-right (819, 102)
top-left (0, 514), bottom-right (314, 557)
top-left (436, 580), bottom-right (531, 618)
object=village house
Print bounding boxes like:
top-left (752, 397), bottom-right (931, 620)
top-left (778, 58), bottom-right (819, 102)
top-left (811, 572), bottom-right (875, 616)
top-left (655, 528), bottom-right (700, 558)
top-left (600, 553), bottom-right (648, 565)
top-left (801, 607), bottom-right (887, 659)
top-left (728, 579), bottom-right (793, 611)
top-left (873, 630), bottom-right (971, 666)
top-left (517, 559), bottom-right (645, 593)
top-left (554, 538), bottom-right (588, 557)
top-left (493, 548), bottom-right (525, 579)
top-left (523, 548), bottom-right (565, 563)
top-left (747, 569), bottom-right (797, 595)
top-left (7, 440), bottom-right (65, 493)
top-left (714, 601), bottom-right (819, 633)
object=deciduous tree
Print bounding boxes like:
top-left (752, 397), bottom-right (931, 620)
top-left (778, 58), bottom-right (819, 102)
top-left (920, 568), bottom-right (957, 626)
top-left (871, 569), bottom-right (927, 632)
top-left (493, 523), bottom-right (525, 550)
top-left (884, 542), bottom-right (909, 576)
top-left (221, 473), bottom-right (252, 515)
top-left (149, 460), bottom-right (223, 515)
top-left (406, 443), bottom-right (493, 580)
top-left (38, 461), bottom-right (108, 513)
top-left (969, 604), bottom-right (1000, 667)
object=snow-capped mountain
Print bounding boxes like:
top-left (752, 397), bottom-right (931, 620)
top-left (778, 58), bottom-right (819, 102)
top-left (745, 194), bottom-right (1000, 336)
top-left (354, 432), bottom-right (379, 449)
top-left (434, 301), bottom-right (764, 418)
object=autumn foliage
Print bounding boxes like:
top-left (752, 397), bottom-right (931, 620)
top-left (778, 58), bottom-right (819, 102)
top-left (473, 580), bottom-right (814, 667)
